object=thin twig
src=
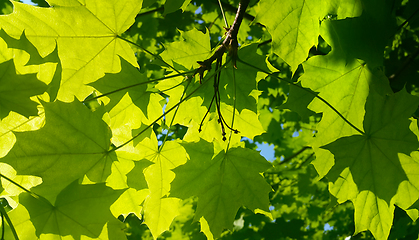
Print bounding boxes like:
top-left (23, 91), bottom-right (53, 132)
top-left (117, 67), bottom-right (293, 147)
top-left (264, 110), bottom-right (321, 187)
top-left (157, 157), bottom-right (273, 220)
top-left (82, 70), bottom-right (194, 103)
top-left (278, 146), bottom-right (311, 166)
top-left (218, 0), bottom-right (229, 28)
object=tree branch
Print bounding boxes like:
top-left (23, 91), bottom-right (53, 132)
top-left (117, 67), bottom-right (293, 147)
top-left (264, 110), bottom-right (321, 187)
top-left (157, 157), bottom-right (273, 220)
top-left (194, 0), bottom-right (250, 81)
top-left (278, 146), bottom-right (311, 166)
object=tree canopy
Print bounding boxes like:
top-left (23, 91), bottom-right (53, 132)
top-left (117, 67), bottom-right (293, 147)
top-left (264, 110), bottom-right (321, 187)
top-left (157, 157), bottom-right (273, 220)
top-left (1, 0), bottom-right (419, 239)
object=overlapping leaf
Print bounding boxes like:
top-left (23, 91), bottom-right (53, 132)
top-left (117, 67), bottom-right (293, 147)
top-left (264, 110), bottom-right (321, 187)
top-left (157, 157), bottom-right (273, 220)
top-left (133, 130), bottom-right (187, 238)
top-left (1, 100), bottom-right (114, 203)
top-left (170, 140), bottom-right (272, 238)
top-left (300, 55), bottom-right (389, 176)
top-left (0, 29), bottom-right (63, 101)
top-left (8, 181), bottom-right (126, 240)
top-left (299, 0), bottom-right (396, 178)
top-left (0, 0), bottom-right (141, 101)
top-left (163, 0), bottom-right (192, 14)
top-left (254, 0), bottom-right (321, 72)
top-left (90, 57), bottom-right (164, 145)
top-left (0, 59), bottom-right (47, 119)
top-left (324, 89), bottom-right (419, 239)
top-left (254, 0), bottom-right (363, 72)
top-left (0, 163), bottom-right (42, 198)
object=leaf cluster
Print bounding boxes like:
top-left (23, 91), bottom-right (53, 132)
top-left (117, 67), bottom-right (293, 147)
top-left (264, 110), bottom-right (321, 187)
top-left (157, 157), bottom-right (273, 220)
top-left (0, 0), bottom-right (419, 240)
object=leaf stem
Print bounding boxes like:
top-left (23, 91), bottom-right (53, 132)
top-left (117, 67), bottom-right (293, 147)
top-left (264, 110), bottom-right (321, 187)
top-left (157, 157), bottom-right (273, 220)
top-left (1, 210), bottom-right (4, 240)
top-left (0, 174), bottom-right (40, 200)
top-left (218, 0), bottom-right (229, 28)
top-left (237, 59), bottom-right (366, 135)
top-left (226, 64), bottom-right (237, 149)
top-left (0, 206), bottom-right (18, 240)
top-left (82, 70), bottom-right (194, 103)
top-left (278, 146), bottom-right (310, 166)
top-left (158, 75), bottom-right (193, 151)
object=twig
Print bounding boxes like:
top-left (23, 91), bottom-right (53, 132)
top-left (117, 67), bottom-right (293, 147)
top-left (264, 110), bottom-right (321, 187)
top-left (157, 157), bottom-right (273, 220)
top-left (218, 0), bottom-right (229, 28)
top-left (194, 0), bottom-right (250, 80)
top-left (278, 146), bottom-right (311, 166)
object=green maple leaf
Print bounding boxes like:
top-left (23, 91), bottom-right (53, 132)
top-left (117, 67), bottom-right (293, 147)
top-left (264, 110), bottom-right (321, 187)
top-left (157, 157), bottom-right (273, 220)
top-left (0, 59), bottom-right (47, 119)
top-left (281, 83), bottom-right (316, 121)
top-left (170, 140), bottom-right (272, 238)
top-left (0, 0), bottom-right (141, 101)
top-left (324, 89), bottom-right (419, 240)
top-left (163, 0), bottom-right (192, 14)
top-left (126, 159), bottom-right (153, 191)
top-left (1, 100), bottom-right (114, 203)
top-left (0, 28), bottom-right (62, 102)
top-left (107, 154), bottom-right (152, 219)
top-left (254, 0), bottom-right (321, 72)
top-left (8, 181), bottom-right (126, 240)
top-left (320, 2), bottom-right (396, 68)
top-left (0, 29), bottom-right (63, 101)
top-left (254, 0), bottom-right (363, 72)
top-left (90, 58), bottom-right (153, 121)
top-left (300, 54), bottom-right (390, 177)
top-left (160, 28), bottom-right (211, 70)
top-left (133, 131), bottom-right (187, 238)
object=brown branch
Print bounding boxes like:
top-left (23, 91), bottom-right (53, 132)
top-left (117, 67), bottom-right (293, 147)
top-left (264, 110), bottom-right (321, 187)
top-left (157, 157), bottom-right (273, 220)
top-left (194, 0), bottom-right (250, 81)
top-left (278, 146), bottom-right (311, 166)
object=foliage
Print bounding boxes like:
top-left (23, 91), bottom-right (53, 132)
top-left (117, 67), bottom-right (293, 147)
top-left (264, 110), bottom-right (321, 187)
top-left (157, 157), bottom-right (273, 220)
top-left (0, 0), bottom-right (419, 240)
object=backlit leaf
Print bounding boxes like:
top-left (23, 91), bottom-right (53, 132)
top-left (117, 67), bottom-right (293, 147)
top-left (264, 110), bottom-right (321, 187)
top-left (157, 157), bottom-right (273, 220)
top-left (170, 140), bottom-right (272, 238)
top-left (324, 89), bottom-right (419, 239)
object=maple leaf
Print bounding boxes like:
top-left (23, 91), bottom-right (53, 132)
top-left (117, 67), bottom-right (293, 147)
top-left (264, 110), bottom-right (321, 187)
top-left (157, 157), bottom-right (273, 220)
top-left (90, 57), bottom-right (167, 154)
top-left (170, 139), bottom-right (272, 238)
top-left (254, 0), bottom-right (363, 72)
top-left (324, 89), bottom-right (419, 240)
top-left (133, 130), bottom-right (188, 238)
top-left (108, 155), bottom-right (152, 219)
top-left (160, 28), bottom-right (211, 70)
top-left (90, 58), bottom-right (152, 119)
top-left (300, 54), bottom-right (390, 177)
top-left (0, 29), bottom-right (63, 101)
top-left (0, 59), bottom-right (47, 119)
top-left (1, 100), bottom-right (114, 203)
top-left (0, 0), bottom-right (141, 101)
top-left (319, 4), bottom-right (396, 68)
top-left (281, 83), bottom-right (316, 121)
top-left (254, 0), bottom-right (322, 72)
top-left (163, 0), bottom-right (192, 14)
top-left (8, 181), bottom-right (126, 240)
